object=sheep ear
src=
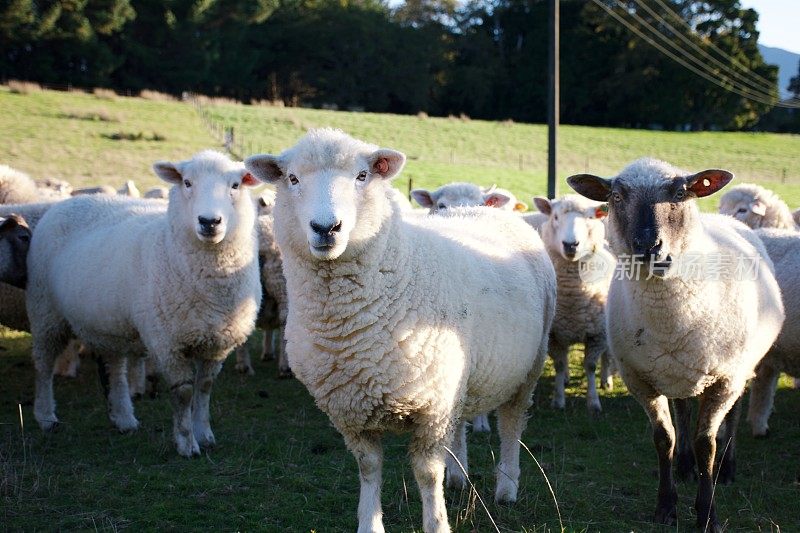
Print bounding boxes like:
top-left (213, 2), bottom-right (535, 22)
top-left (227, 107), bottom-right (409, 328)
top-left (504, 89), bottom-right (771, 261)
top-left (749, 200), bottom-right (767, 216)
top-left (370, 149), bottom-right (406, 180)
top-left (245, 154), bottom-right (284, 183)
top-left (0, 215), bottom-right (21, 234)
top-left (513, 201), bottom-right (528, 212)
top-left (153, 162), bottom-right (182, 184)
top-left (484, 191), bottom-right (511, 208)
top-left (533, 196), bottom-right (552, 215)
top-left (685, 169), bottom-right (733, 198)
top-left (411, 189), bottom-right (434, 208)
top-left (241, 171), bottom-right (260, 188)
top-left (567, 174), bottom-right (612, 201)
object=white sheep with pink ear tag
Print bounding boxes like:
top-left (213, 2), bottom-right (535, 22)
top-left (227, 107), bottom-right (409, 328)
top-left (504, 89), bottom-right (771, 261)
top-left (25, 149), bottom-right (262, 458)
top-left (246, 128), bottom-right (556, 533)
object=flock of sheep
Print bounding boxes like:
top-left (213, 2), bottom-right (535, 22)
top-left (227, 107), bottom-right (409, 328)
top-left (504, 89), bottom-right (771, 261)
top-left (0, 128), bottom-right (798, 532)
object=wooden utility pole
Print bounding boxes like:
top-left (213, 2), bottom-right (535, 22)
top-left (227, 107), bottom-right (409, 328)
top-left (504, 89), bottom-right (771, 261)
top-left (547, 0), bottom-right (559, 199)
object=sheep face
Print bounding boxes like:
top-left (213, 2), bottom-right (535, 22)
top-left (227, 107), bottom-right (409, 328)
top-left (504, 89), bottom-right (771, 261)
top-left (718, 189), bottom-right (767, 228)
top-left (153, 151), bottom-right (259, 245)
top-left (568, 159), bottom-right (732, 278)
top-left (0, 214), bottom-right (31, 289)
top-left (246, 130), bottom-right (406, 261)
top-left (534, 195), bottom-right (606, 261)
top-left (411, 182), bottom-right (511, 213)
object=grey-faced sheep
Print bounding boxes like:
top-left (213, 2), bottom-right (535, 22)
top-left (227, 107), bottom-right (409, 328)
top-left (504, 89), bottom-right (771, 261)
top-left (0, 214), bottom-right (31, 288)
top-left (568, 158), bottom-right (784, 531)
top-left (26, 150), bottom-right (262, 457)
top-left (746, 228), bottom-right (800, 436)
top-left (718, 183), bottom-right (797, 230)
top-left (246, 129), bottom-right (556, 533)
top-left (533, 194), bottom-right (615, 414)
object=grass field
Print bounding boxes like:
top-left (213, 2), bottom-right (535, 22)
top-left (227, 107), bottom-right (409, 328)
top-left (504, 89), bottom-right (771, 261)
top-left (1, 86), bottom-right (799, 531)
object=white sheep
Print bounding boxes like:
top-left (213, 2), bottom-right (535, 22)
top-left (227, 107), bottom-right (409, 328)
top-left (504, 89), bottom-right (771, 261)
top-left (26, 150), bottom-right (262, 457)
top-left (246, 129), bottom-right (556, 533)
top-left (0, 214), bottom-right (30, 288)
top-left (718, 183), bottom-right (798, 230)
top-left (532, 195), bottom-right (615, 414)
top-left (568, 158), bottom-right (784, 531)
top-left (410, 181), bottom-right (514, 213)
top-left (35, 177), bottom-right (73, 200)
top-left (746, 228), bottom-right (800, 435)
top-left (0, 164), bottom-right (40, 204)
top-left (482, 184), bottom-right (528, 211)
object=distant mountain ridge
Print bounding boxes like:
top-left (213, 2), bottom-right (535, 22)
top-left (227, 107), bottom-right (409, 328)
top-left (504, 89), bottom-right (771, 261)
top-left (759, 44), bottom-right (799, 99)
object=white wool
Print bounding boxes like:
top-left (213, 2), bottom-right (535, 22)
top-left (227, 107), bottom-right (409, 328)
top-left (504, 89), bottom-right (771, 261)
top-left (747, 228), bottom-right (800, 435)
top-left (246, 129), bottom-right (556, 533)
top-left (718, 183), bottom-right (797, 230)
top-left (26, 150), bottom-right (262, 457)
top-left (0, 164), bottom-right (40, 204)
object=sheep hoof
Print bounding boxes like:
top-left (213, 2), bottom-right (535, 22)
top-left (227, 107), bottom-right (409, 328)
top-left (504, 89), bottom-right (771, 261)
top-left (112, 416), bottom-right (140, 434)
top-left (445, 472), bottom-right (467, 490)
top-left (653, 504), bottom-right (677, 526)
top-left (752, 427), bottom-right (770, 439)
top-left (278, 368), bottom-right (295, 379)
top-left (494, 479), bottom-right (518, 505)
top-left (235, 362), bottom-right (255, 376)
top-left (39, 419), bottom-right (61, 433)
top-left (194, 427), bottom-right (216, 449)
top-left (176, 435), bottom-right (201, 458)
top-left (588, 403), bottom-right (602, 417)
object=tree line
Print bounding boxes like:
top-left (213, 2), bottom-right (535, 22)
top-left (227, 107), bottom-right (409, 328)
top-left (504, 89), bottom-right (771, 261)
top-left (1, 0), bottom-right (796, 131)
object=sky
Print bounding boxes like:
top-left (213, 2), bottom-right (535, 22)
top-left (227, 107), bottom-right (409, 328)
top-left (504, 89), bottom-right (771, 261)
top-left (740, 0), bottom-right (800, 54)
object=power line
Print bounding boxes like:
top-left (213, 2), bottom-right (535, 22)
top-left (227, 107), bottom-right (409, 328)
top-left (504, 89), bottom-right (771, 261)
top-left (630, 0), bottom-right (775, 95)
top-left (650, 0), bottom-right (779, 92)
top-left (592, 0), bottom-right (800, 108)
top-left (614, 0), bottom-right (783, 105)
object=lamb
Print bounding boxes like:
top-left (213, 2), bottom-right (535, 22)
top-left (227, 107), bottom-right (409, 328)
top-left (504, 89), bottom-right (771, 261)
top-left (0, 214), bottom-right (30, 288)
top-left (410, 181), bottom-right (514, 213)
top-left (746, 228), bottom-right (800, 436)
top-left (568, 158), bottom-right (784, 531)
top-left (718, 183), bottom-right (798, 230)
top-left (532, 195), bottom-right (615, 414)
top-left (26, 150), bottom-right (262, 457)
top-left (245, 129), bottom-right (556, 533)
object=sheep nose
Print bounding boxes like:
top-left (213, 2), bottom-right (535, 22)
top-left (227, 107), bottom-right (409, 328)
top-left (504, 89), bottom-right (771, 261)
top-left (562, 241), bottom-right (579, 257)
top-left (198, 216), bottom-right (222, 229)
top-left (310, 220), bottom-right (342, 236)
top-left (634, 237), bottom-right (662, 258)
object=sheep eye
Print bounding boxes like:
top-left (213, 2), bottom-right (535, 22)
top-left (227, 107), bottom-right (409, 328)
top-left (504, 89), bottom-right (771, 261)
top-left (232, 182), bottom-right (240, 190)
top-left (288, 174), bottom-right (299, 185)
top-left (183, 179), bottom-right (192, 188)
top-left (437, 203), bottom-right (446, 210)
top-left (737, 207), bottom-right (747, 214)
top-left (612, 192), bottom-right (622, 203)
top-left (675, 190), bottom-right (685, 201)
top-left (356, 170), bottom-right (367, 181)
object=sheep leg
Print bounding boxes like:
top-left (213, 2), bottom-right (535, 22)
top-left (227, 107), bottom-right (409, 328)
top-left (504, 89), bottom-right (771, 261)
top-left (715, 395), bottom-right (742, 485)
top-left (276, 329), bottom-right (293, 378)
top-left (234, 344), bottom-right (255, 376)
top-left (471, 413), bottom-right (491, 433)
top-left (260, 327), bottom-right (276, 361)
top-left (53, 339), bottom-right (82, 378)
top-left (746, 361), bottom-right (779, 437)
top-left (445, 420), bottom-right (468, 489)
top-left (128, 357), bottom-right (147, 399)
top-left (343, 431), bottom-right (385, 533)
top-left (694, 381), bottom-right (740, 533)
top-left (162, 356), bottom-right (200, 458)
top-left (599, 350), bottom-right (614, 390)
top-left (32, 329), bottom-right (69, 432)
top-left (192, 359), bottom-right (223, 449)
top-left (550, 339), bottom-right (569, 410)
top-left (672, 398), bottom-right (697, 482)
top-left (584, 335), bottom-right (604, 415)
top-left (100, 354), bottom-right (139, 432)
top-left (409, 439), bottom-right (449, 533)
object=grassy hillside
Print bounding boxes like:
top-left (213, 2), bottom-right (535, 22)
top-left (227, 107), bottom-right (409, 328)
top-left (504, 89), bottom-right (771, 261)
top-left (1, 86), bottom-right (798, 211)
top-left (1, 86), bottom-right (799, 531)
top-left (202, 101), bottom-right (800, 211)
